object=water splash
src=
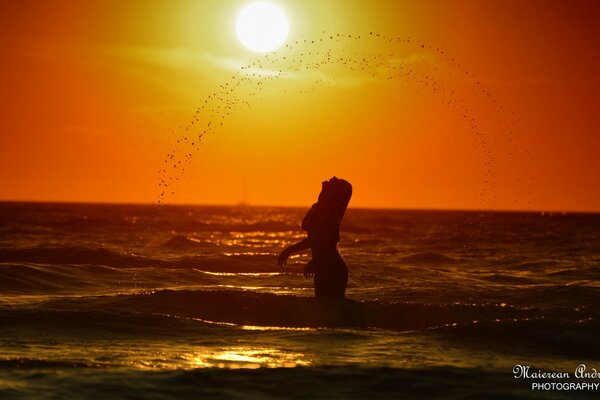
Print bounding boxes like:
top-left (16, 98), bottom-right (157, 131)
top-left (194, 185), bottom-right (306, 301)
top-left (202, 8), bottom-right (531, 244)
top-left (156, 31), bottom-right (532, 210)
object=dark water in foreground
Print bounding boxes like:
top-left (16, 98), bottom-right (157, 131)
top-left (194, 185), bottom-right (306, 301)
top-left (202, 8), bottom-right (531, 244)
top-left (1, 202), bottom-right (599, 399)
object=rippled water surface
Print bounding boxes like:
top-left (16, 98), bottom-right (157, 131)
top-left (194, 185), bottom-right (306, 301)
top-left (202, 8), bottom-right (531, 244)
top-left (1, 202), bottom-right (599, 399)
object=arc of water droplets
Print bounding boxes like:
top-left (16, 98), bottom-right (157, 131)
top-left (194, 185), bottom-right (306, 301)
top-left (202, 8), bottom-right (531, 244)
top-left (156, 31), bottom-right (531, 210)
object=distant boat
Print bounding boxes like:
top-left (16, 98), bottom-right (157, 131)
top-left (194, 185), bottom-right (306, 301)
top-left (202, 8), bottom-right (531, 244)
top-left (236, 178), bottom-right (250, 207)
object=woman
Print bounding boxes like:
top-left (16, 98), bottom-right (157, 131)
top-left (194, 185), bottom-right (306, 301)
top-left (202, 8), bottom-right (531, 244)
top-left (277, 177), bottom-right (352, 298)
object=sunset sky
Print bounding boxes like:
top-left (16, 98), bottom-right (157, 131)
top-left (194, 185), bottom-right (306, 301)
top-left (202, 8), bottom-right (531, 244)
top-left (1, 0), bottom-right (599, 211)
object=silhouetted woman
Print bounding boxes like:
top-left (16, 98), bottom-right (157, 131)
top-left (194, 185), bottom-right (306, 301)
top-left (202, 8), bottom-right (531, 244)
top-left (277, 177), bottom-right (352, 298)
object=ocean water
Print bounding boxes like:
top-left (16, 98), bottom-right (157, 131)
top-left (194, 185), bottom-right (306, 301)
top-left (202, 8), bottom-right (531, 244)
top-left (1, 202), bottom-right (599, 399)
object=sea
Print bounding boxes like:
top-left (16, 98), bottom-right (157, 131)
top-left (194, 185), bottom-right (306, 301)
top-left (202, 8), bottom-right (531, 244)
top-left (1, 202), bottom-right (599, 399)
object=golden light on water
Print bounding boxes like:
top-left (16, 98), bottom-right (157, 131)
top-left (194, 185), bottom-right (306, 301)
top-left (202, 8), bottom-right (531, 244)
top-left (190, 347), bottom-right (311, 369)
top-left (240, 325), bottom-right (315, 331)
top-left (127, 346), bottom-right (311, 370)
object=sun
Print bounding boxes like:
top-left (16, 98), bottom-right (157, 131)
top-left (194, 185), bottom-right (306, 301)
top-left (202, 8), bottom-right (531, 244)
top-left (236, 2), bottom-right (289, 53)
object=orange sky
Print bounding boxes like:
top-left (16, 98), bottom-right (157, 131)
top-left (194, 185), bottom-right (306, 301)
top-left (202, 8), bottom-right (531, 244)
top-left (1, 0), bottom-right (599, 211)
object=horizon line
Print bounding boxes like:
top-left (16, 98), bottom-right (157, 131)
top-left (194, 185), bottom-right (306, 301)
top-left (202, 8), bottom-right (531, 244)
top-left (0, 199), bottom-right (598, 215)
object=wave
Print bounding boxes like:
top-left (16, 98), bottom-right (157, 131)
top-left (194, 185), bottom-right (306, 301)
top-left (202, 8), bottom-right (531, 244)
top-left (33, 289), bottom-right (581, 332)
top-left (0, 358), bottom-right (107, 369)
top-left (0, 246), bottom-right (278, 272)
top-left (0, 263), bottom-right (89, 293)
top-left (547, 266), bottom-right (600, 280)
top-left (162, 235), bottom-right (204, 249)
top-left (0, 247), bottom-right (148, 268)
top-left (503, 260), bottom-right (562, 270)
top-left (485, 273), bottom-right (536, 285)
top-left (0, 364), bottom-right (519, 400)
top-left (4, 287), bottom-right (599, 360)
top-left (398, 252), bottom-right (456, 264)
top-left (0, 308), bottom-right (217, 339)
top-left (435, 317), bottom-right (600, 359)
top-left (0, 263), bottom-right (138, 294)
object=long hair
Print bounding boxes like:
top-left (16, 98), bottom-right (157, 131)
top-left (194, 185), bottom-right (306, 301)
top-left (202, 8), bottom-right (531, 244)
top-left (331, 179), bottom-right (352, 225)
top-left (303, 178), bottom-right (352, 232)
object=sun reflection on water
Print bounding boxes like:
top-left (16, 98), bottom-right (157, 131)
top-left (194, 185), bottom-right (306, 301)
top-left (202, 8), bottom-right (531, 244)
top-left (126, 346), bottom-right (311, 370)
top-left (187, 347), bottom-right (312, 369)
top-left (193, 268), bottom-right (282, 277)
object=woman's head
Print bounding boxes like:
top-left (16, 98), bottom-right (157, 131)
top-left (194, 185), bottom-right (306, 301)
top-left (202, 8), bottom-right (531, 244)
top-left (318, 177), bottom-right (352, 221)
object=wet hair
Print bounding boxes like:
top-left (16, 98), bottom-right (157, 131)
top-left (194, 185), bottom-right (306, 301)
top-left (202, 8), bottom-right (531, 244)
top-left (302, 178), bottom-right (352, 234)
top-left (319, 177), bottom-right (352, 223)
top-left (331, 178), bottom-right (352, 223)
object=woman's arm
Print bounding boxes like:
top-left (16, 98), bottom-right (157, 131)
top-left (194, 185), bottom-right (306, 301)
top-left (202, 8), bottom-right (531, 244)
top-left (277, 237), bottom-right (312, 267)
